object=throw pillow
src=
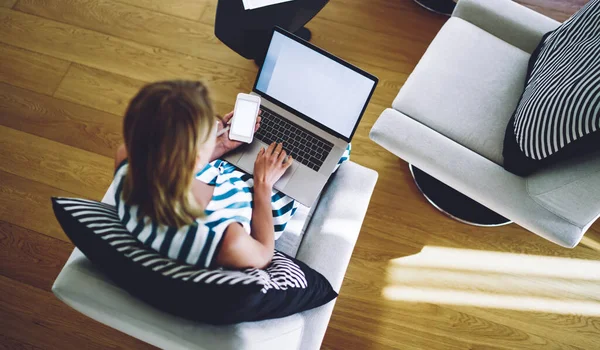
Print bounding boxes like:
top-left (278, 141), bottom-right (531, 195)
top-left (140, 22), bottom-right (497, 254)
top-left (503, 0), bottom-right (600, 175)
top-left (52, 197), bottom-right (337, 325)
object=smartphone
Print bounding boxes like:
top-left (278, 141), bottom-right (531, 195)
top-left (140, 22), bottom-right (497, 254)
top-left (229, 93), bottom-right (261, 143)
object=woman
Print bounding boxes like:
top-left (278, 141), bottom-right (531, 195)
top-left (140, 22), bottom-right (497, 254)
top-left (112, 80), bottom-right (293, 270)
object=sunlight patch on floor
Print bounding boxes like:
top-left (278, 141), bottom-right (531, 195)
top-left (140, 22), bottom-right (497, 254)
top-left (383, 246), bottom-right (600, 315)
top-left (387, 246), bottom-right (600, 280)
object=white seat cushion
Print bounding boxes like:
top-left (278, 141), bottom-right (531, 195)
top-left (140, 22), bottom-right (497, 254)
top-left (275, 202), bottom-right (315, 257)
top-left (53, 249), bottom-right (305, 350)
top-left (393, 17), bottom-right (531, 165)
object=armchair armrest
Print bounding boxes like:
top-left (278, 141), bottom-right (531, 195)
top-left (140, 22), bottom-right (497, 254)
top-left (370, 108), bottom-right (587, 248)
top-left (527, 151), bottom-right (600, 232)
top-left (453, 0), bottom-right (560, 53)
top-left (295, 161), bottom-right (378, 350)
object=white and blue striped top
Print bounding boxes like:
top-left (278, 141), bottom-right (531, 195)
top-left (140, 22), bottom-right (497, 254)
top-left (112, 160), bottom-right (297, 268)
top-left (112, 145), bottom-right (350, 269)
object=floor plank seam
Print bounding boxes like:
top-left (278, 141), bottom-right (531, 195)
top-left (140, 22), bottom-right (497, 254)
top-left (196, 3), bottom-right (208, 22)
top-left (111, 0), bottom-right (204, 23)
top-left (52, 61), bottom-right (72, 97)
top-left (0, 219), bottom-right (73, 246)
top-left (0, 82), bottom-right (123, 160)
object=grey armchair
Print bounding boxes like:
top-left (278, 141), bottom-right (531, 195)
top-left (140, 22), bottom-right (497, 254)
top-left (370, 0), bottom-right (600, 247)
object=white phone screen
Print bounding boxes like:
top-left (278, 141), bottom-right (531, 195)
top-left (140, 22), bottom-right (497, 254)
top-left (232, 99), bottom-right (258, 137)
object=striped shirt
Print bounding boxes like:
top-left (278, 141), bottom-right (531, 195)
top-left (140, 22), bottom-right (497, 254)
top-left (112, 144), bottom-right (350, 269)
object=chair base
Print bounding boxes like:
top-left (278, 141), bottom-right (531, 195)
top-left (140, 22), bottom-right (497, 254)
top-left (409, 164), bottom-right (512, 227)
top-left (412, 0), bottom-right (456, 16)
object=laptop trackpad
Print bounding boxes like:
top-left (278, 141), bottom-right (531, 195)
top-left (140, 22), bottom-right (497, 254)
top-left (273, 161), bottom-right (299, 190)
top-left (237, 142), bottom-right (299, 190)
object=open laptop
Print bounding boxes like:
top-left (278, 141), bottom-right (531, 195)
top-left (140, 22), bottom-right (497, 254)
top-left (225, 27), bottom-right (378, 206)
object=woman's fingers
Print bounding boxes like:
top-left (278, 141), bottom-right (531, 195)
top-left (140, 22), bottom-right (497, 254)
top-left (277, 149), bottom-right (287, 163)
top-left (223, 111), bottom-right (234, 124)
top-left (266, 142), bottom-right (276, 155)
top-left (273, 142), bottom-right (283, 156)
top-left (284, 156), bottom-right (293, 168)
top-left (254, 116), bottom-right (261, 131)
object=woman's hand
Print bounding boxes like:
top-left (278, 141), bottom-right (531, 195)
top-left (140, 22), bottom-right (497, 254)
top-left (253, 142), bottom-right (293, 189)
top-left (211, 110), bottom-right (261, 161)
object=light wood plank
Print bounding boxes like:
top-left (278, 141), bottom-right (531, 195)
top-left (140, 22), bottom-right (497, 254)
top-left (0, 170), bottom-right (76, 241)
top-left (327, 296), bottom-right (587, 350)
top-left (0, 221), bottom-right (72, 291)
top-left (0, 125), bottom-right (113, 199)
top-left (55, 63), bottom-right (144, 116)
top-left (54, 64), bottom-right (235, 117)
top-left (447, 306), bottom-right (600, 350)
top-left (15, 0), bottom-right (255, 72)
top-left (116, 0), bottom-right (206, 21)
top-left (0, 8), bottom-right (255, 106)
top-left (326, 299), bottom-right (505, 350)
top-left (0, 82), bottom-right (122, 158)
top-left (0, 0), bottom-right (16, 8)
top-left (0, 42), bottom-right (70, 95)
top-left (0, 274), bottom-right (155, 349)
top-left (310, 16), bottom-right (430, 73)
top-left (318, 0), bottom-right (447, 39)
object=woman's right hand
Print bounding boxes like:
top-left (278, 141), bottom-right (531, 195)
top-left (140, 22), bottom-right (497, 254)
top-left (254, 142), bottom-right (293, 189)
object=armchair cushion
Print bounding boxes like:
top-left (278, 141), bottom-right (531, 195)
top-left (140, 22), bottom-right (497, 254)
top-left (51, 197), bottom-right (337, 325)
top-left (393, 17), bottom-right (530, 165)
top-left (503, 0), bottom-right (600, 175)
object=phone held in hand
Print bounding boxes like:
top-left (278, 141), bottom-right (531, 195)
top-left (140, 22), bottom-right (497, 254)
top-left (229, 93), bottom-right (261, 143)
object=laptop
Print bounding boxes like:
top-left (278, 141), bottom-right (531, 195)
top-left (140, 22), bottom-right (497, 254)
top-left (225, 26), bottom-right (378, 206)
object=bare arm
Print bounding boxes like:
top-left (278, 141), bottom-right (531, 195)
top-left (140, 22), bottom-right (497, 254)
top-left (215, 223), bottom-right (273, 269)
top-left (249, 182), bottom-right (275, 254)
top-left (215, 142), bottom-right (292, 269)
top-left (215, 183), bottom-right (274, 269)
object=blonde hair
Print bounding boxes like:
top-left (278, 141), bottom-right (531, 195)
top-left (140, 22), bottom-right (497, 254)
top-left (122, 80), bottom-right (217, 227)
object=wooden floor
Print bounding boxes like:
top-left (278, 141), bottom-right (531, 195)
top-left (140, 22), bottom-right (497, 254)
top-left (1, 0), bottom-right (598, 349)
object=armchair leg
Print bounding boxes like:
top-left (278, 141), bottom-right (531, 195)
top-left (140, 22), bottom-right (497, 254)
top-left (409, 164), bottom-right (512, 227)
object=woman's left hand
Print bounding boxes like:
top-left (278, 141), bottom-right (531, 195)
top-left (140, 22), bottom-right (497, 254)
top-left (212, 110), bottom-right (261, 159)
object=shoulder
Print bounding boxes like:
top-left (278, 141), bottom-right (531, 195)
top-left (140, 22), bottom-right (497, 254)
top-left (114, 144), bottom-right (128, 172)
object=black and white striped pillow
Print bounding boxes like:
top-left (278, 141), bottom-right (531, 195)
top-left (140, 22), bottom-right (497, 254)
top-left (52, 197), bottom-right (337, 325)
top-left (503, 0), bottom-right (600, 175)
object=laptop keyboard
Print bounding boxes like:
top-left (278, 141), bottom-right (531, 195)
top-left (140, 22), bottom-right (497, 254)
top-left (254, 106), bottom-right (334, 171)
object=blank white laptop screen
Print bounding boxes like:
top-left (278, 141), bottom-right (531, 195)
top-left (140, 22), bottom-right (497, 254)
top-left (256, 31), bottom-right (375, 139)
